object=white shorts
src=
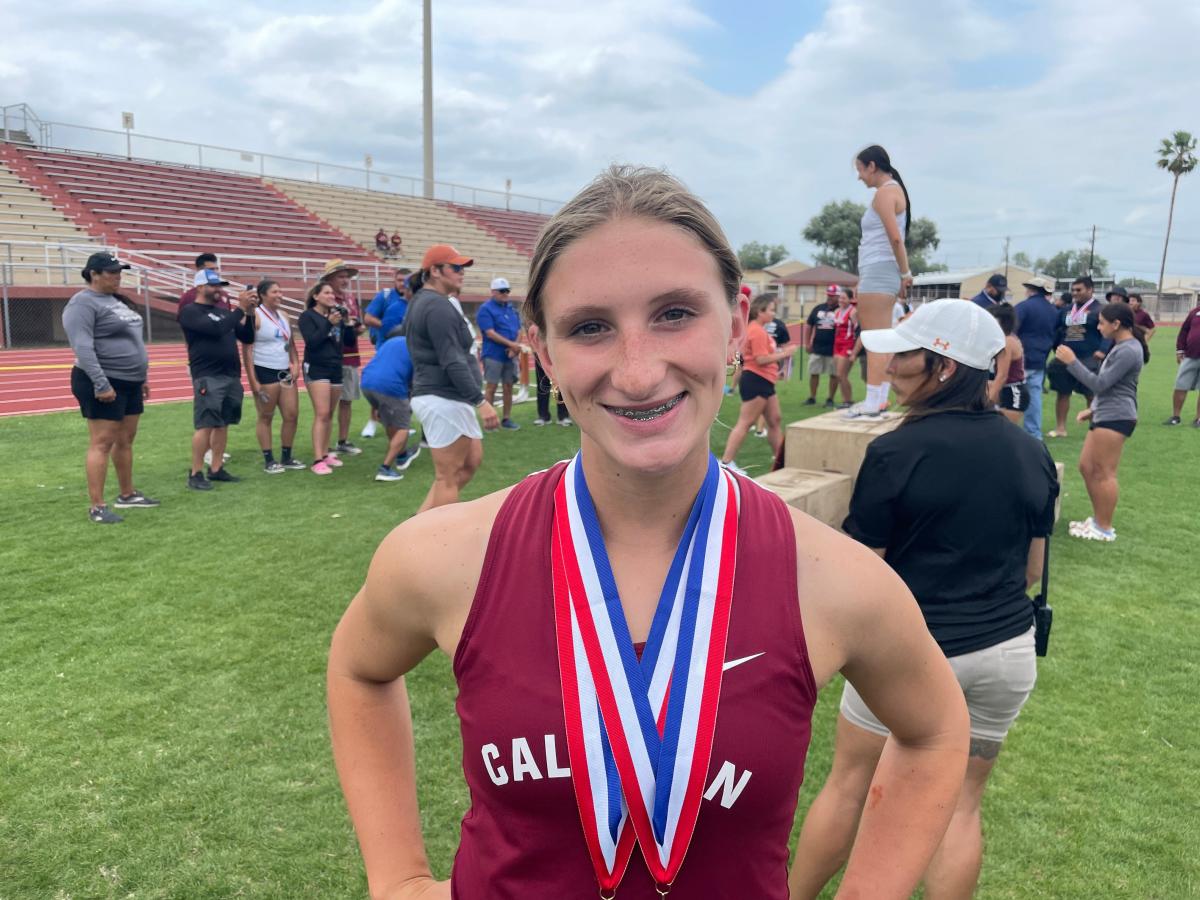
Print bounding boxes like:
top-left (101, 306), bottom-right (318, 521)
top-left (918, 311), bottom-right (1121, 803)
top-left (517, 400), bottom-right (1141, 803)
top-left (411, 394), bottom-right (483, 448)
top-left (840, 626), bottom-right (1037, 743)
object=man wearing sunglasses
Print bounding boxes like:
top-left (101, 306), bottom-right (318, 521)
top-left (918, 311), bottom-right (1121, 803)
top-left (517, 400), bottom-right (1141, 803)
top-left (477, 277), bottom-right (523, 430)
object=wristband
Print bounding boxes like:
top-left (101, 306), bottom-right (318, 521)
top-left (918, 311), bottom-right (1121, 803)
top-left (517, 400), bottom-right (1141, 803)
top-left (900, 271), bottom-right (912, 279)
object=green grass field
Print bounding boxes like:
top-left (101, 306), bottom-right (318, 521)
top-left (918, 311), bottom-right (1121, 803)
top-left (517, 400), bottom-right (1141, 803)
top-left (3, 337), bottom-right (1198, 899)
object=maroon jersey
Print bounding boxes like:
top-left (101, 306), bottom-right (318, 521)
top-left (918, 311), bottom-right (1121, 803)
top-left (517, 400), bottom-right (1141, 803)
top-left (451, 463), bottom-right (818, 898)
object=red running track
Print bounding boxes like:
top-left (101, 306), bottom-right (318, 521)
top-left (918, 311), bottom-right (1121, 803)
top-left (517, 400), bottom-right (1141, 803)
top-left (0, 343), bottom-right (374, 417)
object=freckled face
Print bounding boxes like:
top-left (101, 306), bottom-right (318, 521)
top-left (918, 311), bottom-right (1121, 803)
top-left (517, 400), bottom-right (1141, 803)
top-left (532, 217), bottom-right (743, 476)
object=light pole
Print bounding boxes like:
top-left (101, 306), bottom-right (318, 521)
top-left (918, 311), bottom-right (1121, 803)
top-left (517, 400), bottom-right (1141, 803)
top-left (422, 0), bottom-right (434, 199)
top-left (121, 111), bottom-right (134, 159)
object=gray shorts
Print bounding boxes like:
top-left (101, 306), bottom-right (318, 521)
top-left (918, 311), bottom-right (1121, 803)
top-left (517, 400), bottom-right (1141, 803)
top-left (483, 356), bottom-right (517, 385)
top-left (840, 626), bottom-right (1037, 743)
top-left (808, 353), bottom-right (837, 375)
top-left (363, 389), bottom-right (412, 430)
top-left (192, 374), bottom-right (243, 429)
top-left (1175, 356), bottom-right (1200, 391)
top-left (340, 365), bottom-right (362, 401)
top-left (857, 260), bottom-right (901, 295)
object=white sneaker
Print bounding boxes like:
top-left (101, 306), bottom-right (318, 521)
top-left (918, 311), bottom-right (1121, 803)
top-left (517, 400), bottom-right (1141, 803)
top-left (1070, 517), bottom-right (1116, 542)
top-left (361, 419), bottom-right (379, 438)
top-left (558, 417), bottom-right (574, 427)
top-left (203, 450), bottom-right (232, 466)
top-left (533, 418), bottom-right (550, 426)
top-left (514, 386), bottom-right (530, 403)
top-left (842, 403), bottom-right (881, 419)
top-left (753, 428), bottom-right (768, 438)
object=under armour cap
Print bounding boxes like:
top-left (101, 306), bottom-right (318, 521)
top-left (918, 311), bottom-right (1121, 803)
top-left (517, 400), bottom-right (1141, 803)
top-left (490, 277), bottom-right (511, 291)
top-left (422, 244), bottom-right (473, 269)
top-left (194, 269), bottom-right (230, 287)
top-left (860, 298), bottom-right (1005, 371)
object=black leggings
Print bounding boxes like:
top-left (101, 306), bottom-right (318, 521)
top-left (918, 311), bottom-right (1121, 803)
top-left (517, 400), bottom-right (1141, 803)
top-left (535, 358), bottom-right (569, 422)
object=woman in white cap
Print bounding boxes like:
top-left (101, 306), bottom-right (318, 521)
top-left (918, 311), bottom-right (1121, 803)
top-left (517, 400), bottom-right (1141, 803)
top-left (328, 166), bottom-right (968, 900)
top-left (791, 299), bottom-right (1059, 900)
top-left (405, 244), bottom-right (499, 512)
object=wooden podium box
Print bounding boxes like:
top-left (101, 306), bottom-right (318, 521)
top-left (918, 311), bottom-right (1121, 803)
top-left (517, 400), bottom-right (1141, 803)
top-left (783, 411), bottom-right (902, 485)
top-left (753, 468), bottom-right (854, 530)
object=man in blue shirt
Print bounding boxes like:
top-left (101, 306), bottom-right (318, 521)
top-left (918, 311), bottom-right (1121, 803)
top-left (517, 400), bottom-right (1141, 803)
top-left (364, 268), bottom-right (411, 346)
top-left (970, 273), bottom-right (1007, 308)
top-left (1014, 275), bottom-right (1060, 439)
top-left (476, 277), bottom-right (523, 430)
top-left (360, 335), bottom-right (419, 481)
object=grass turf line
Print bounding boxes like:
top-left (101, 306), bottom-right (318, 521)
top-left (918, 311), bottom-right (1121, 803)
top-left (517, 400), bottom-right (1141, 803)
top-left (1, 336), bottom-right (1197, 898)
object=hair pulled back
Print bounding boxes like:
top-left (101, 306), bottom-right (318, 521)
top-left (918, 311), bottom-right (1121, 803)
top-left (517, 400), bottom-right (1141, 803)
top-left (857, 145), bottom-right (911, 242)
top-left (1100, 301), bottom-right (1151, 363)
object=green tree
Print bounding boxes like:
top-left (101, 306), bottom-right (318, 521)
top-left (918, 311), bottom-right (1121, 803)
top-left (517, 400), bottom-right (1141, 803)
top-left (1033, 249), bottom-right (1110, 279)
top-left (737, 241), bottom-right (789, 271)
top-left (1118, 277), bottom-right (1158, 289)
top-left (1156, 130), bottom-right (1198, 301)
top-left (802, 200), bottom-right (942, 273)
top-left (1013, 251), bottom-right (1033, 269)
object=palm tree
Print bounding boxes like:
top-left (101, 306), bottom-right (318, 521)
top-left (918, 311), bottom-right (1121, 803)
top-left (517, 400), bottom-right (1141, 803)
top-left (1156, 131), bottom-right (1198, 310)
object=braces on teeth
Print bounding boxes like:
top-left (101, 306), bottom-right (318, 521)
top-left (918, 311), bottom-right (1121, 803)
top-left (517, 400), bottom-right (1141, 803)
top-left (611, 395), bottom-right (682, 420)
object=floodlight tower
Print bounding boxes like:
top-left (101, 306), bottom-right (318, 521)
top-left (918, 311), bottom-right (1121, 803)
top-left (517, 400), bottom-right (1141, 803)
top-left (422, 0), bottom-right (434, 199)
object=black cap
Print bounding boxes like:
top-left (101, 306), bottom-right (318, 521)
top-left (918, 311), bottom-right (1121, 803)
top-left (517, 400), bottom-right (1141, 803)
top-left (987, 273), bottom-right (1008, 289)
top-left (84, 252), bottom-right (131, 274)
top-left (1105, 284), bottom-right (1128, 300)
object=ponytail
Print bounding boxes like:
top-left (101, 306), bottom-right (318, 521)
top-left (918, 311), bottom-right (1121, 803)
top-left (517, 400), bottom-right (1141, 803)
top-left (1100, 301), bottom-right (1151, 363)
top-left (1132, 324), bottom-right (1151, 363)
top-left (857, 144), bottom-right (911, 241)
top-left (408, 268), bottom-right (426, 294)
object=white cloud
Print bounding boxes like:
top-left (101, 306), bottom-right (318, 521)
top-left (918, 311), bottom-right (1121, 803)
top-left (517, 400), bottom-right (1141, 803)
top-left (3, 0), bottom-right (1200, 277)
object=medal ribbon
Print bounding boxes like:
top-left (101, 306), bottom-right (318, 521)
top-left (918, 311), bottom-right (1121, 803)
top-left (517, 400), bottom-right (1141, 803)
top-left (552, 453), bottom-right (740, 894)
top-left (258, 304), bottom-right (291, 341)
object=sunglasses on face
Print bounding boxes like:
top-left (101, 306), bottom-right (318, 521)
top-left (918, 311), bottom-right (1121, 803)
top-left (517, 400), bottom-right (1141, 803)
top-left (440, 263), bottom-right (465, 274)
top-left (498, 288), bottom-right (511, 294)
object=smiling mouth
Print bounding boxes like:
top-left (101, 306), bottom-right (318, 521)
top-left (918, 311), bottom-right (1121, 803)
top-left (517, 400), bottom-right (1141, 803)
top-left (605, 393), bottom-right (685, 421)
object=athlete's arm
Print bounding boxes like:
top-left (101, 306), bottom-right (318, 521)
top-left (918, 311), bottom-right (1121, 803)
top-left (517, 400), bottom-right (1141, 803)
top-left (990, 343), bottom-right (1010, 404)
top-left (327, 498), bottom-right (499, 899)
top-left (793, 514), bottom-right (969, 900)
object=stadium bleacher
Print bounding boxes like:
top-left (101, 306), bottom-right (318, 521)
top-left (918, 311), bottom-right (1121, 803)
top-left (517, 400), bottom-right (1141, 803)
top-left (444, 203), bottom-right (548, 258)
top-left (0, 156), bottom-right (97, 285)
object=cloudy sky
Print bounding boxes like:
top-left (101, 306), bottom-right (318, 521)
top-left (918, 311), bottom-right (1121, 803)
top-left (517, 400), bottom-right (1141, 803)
top-left (4, 0), bottom-right (1200, 279)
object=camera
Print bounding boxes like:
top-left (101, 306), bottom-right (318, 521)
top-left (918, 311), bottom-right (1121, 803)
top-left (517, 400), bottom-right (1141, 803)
top-left (333, 305), bottom-right (350, 319)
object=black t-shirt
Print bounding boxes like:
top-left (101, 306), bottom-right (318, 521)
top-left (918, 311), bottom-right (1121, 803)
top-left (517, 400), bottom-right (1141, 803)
top-left (299, 309), bottom-right (345, 370)
top-left (806, 302), bottom-right (838, 355)
top-left (764, 318), bottom-right (790, 346)
top-left (844, 410), bottom-right (1059, 657)
top-left (179, 303), bottom-right (253, 378)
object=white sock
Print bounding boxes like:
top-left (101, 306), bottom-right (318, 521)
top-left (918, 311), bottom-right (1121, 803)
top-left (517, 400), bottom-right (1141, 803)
top-left (865, 384), bottom-right (883, 410)
top-left (880, 381), bottom-right (891, 405)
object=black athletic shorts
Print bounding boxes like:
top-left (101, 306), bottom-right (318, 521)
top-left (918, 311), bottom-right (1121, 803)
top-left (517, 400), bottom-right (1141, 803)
top-left (1046, 357), bottom-right (1096, 397)
top-left (1091, 418), bottom-right (1137, 437)
top-left (254, 365), bottom-right (293, 386)
top-left (71, 367), bottom-right (144, 421)
top-left (303, 362), bottom-right (343, 385)
top-left (999, 383), bottom-right (1031, 412)
top-left (192, 374), bottom-right (244, 429)
top-left (739, 370), bottom-right (776, 402)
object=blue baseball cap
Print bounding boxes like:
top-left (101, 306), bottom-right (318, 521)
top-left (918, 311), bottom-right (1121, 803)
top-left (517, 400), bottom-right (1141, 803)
top-left (194, 269), bottom-right (230, 287)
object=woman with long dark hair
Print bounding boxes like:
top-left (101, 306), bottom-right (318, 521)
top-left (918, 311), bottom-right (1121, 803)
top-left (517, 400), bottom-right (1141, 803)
top-left (328, 166), bottom-right (969, 900)
top-left (1054, 301), bottom-right (1148, 542)
top-left (299, 281), bottom-right (345, 475)
top-left (792, 299), bottom-right (1058, 900)
top-left (243, 279), bottom-right (304, 473)
top-left (988, 303), bottom-right (1028, 426)
top-left (847, 144), bottom-right (912, 418)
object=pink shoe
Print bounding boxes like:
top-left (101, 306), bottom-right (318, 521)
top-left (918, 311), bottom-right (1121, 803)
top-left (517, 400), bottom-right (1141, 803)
top-left (323, 453), bottom-right (344, 468)
top-left (311, 459), bottom-right (334, 475)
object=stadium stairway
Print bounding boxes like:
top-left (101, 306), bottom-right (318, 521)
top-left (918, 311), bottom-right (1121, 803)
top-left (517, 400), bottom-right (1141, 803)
top-left (443, 204), bottom-right (548, 258)
top-left (0, 157), bottom-right (98, 286)
top-left (0, 145), bottom-right (376, 294)
top-left (267, 178), bottom-right (534, 297)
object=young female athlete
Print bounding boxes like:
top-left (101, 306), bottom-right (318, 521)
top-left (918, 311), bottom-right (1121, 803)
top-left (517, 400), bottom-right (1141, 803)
top-left (327, 165), bottom-right (968, 899)
top-left (243, 279), bottom-right (304, 473)
top-left (847, 145), bottom-right (911, 418)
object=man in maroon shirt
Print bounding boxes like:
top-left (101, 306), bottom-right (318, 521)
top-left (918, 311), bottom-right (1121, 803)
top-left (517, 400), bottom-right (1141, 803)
top-left (323, 259), bottom-right (367, 455)
top-left (1127, 293), bottom-right (1156, 338)
top-left (1165, 300), bottom-right (1200, 426)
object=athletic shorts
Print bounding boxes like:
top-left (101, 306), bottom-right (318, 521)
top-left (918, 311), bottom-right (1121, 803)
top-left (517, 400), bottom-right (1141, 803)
top-left (833, 339), bottom-right (856, 359)
top-left (808, 353), bottom-right (837, 375)
top-left (71, 367), bottom-right (144, 421)
top-left (340, 365), bottom-right (362, 402)
top-left (841, 626), bottom-right (1037, 743)
top-left (999, 382), bottom-right (1031, 412)
top-left (1046, 357), bottom-right (1096, 397)
top-left (363, 389), bottom-right (412, 430)
top-left (738, 370), bottom-right (776, 401)
top-left (1175, 356), bottom-right (1200, 391)
top-left (192, 374), bottom-right (244, 429)
top-left (411, 394), bottom-right (483, 448)
top-left (253, 365), bottom-right (294, 386)
top-left (856, 259), bottom-right (901, 295)
top-left (1091, 418), bottom-right (1137, 437)
top-left (303, 362), bottom-right (343, 385)
top-left (483, 356), bottom-right (518, 385)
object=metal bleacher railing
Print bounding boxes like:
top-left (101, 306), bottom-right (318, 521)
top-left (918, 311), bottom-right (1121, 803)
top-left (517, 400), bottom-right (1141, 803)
top-left (1, 102), bottom-right (563, 215)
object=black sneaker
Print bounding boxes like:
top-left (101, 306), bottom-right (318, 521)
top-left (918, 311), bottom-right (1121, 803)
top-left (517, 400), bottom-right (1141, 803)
top-left (1164, 416), bottom-right (1181, 426)
top-left (281, 458), bottom-right (307, 470)
top-left (824, 399), bottom-right (836, 408)
top-left (89, 504), bottom-right (123, 524)
top-left (264, 461), bottom-right (286, 475)
top-left (207, 467), bottom-right (240, 483)
top-left (335, 441), bottom-right (363, 456)
top-left (187, 471), bottom-right (213, 491)
top-left (804, 397), bottom-right (816, 406)
top-left (113, 491), bottom-right (160, 508)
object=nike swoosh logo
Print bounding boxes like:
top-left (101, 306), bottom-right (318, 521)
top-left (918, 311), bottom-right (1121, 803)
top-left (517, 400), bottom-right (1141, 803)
top-left (722, 652), bottom-right (765, 672)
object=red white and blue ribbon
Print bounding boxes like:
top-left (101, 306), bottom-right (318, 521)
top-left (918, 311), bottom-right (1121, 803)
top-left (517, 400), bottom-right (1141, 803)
top-left (552, 453), bottom-right (740, 894)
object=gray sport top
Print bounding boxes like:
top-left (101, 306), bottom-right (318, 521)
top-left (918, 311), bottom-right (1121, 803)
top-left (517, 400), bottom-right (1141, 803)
top-left (1067, 337), bottom-right (1143, 423)
top-left (62, 288), bottom-right (149, 394)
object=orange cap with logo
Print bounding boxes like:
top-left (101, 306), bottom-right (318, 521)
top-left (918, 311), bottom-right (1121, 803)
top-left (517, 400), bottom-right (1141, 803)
top-left (421, 244), bottom-right (474, 269)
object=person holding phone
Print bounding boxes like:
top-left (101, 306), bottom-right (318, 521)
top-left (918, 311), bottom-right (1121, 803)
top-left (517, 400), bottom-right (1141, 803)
top-left (242, 279), bottom-right (304, 473)
top-left (299, 281), bottom-right (347, 475)
top-left (720, 292), bottom-right (795, 474)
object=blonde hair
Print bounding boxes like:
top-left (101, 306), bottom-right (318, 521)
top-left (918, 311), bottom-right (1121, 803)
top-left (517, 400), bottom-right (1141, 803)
top-left (523, 164), bottom-right (741, 330)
